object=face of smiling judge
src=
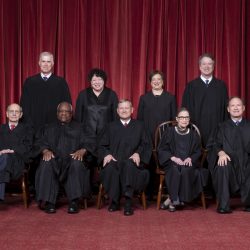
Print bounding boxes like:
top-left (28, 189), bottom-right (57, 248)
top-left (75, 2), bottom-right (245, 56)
top-left (150, 73), bottom-right (164, 91)
top-left (57, 102), bottom-right (73, 124)
top-left (199, 56), bottom-right (214, 78)
top-left (6, 103), bottom-right (23, 124)
top-left (227, 97), bottom-right (245, 120)
top-left (117, 100), bottom-right (133, 122)
top-left (39, 52), bottom-right (54, 75)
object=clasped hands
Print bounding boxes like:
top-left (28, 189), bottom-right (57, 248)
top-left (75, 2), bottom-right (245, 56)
top-left (103, 153), bottom-right (140, 167)
top-left (42, 148), bottom-right (87, 161)
top-left (171, 156), bottom-right (192, 166)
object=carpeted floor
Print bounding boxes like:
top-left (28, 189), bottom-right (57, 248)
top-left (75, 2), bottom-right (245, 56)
top-left (1, 196), bottom-right (250, 250)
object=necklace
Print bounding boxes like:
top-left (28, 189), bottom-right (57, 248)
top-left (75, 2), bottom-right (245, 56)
top-left (175, 126), bottom-right (190, 135)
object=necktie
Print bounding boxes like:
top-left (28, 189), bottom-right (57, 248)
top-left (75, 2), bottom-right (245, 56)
top-left (10, 124), bottom-right (16, 130)
top-left (235, 121), bottom-right (240, 126)
top-left (43, 76), bottom-right (48, 81)
top-left (205, 80), bottom-right (209, 86)
top-left (124, 123), bottom-right (128, 127)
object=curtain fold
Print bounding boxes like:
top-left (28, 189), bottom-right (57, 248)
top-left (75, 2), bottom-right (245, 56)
top-left (0, 0), bottom-right (249, 123)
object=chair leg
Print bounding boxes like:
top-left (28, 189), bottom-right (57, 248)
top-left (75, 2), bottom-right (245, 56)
top-left (22, 172), bottom-right (29, 208)
top-left (96, 183), bottom-right (104, 209)
top-left (200, 191), bottom-right (206, 209)
top-left (157, 175), bottom-right (164, 209)
top-left (83, 198), bottom-right (87, 209)
top-left (141, 191), bottom-right (147, 210)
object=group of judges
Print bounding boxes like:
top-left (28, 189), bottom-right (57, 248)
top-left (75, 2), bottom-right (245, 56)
top-left (0, 51), bottom-right (249, 216)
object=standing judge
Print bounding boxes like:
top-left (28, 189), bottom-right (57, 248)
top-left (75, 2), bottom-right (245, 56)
top-left (137, 70), bottom-right (176, 141)
top-left (137, 70), bottom-right (176, 199)
top-left (208, 97), bottom-right (250, 213)
top-left (98, 99), bottom-right (151, 216)
top-left (35, 102), bottom-right (91, 214)
top-left (182, 53), bottom-right (228, 147)
top-left (20, 51), bottom-right (72, 132)
top-left (75, 68), bottom-right (118, 156)
top-left (0, 104), bottom-right (33, 201)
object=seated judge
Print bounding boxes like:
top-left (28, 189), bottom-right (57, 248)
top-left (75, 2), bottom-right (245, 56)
top-left (98, 99), bottom-right (151, 216)
top-left (35, 102), bottom-right (91, 214)
top-left (0, 104), bottom-right (33, 202)
top-left (208, 97), bottom-right (250, 214)
top-left (158, 108), bottom-right (207, 212)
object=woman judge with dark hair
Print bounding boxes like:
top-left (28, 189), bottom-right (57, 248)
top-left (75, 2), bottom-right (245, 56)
top-left (75, 68), bottom-right (118, 156)
top-left (137, 70), bottom-right (177, 199)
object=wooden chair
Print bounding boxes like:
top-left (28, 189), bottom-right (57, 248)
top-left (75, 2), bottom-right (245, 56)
top-left (7, 165), bottom-right (30, 208)
top-left (96, 183), bottom-right (147, 210)
top-left (153, 121), bottom-right (207, 210)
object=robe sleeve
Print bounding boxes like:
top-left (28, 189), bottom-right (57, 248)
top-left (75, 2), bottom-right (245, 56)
top-left (190, 131), bottom-right (202, 163)
top-left (32, 125), bottom-right (54, 157)
top-left (75, 92), bottom-right (85, 123)
top-left (110, 92), bottom-right (119, 121)
top-left (157, 128), bottom-right (173, 167)
top-left (135, 125), bottom-right (152, 165)
top-left (170, 95), bottom-right (177, 119)
top-left (12, 125), bottom-right (34, 162)
top-left (181, 84), bottom-right (192, 112)
top-left (137, 96), bottom-right (144, 121)
top-left (98, 125), bottom-right (112, 163)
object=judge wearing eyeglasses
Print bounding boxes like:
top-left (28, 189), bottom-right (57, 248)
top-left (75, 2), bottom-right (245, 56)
top-left (0, 103), bottom-right (33, 202)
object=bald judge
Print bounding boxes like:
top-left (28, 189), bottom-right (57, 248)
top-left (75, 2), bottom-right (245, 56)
top-left (34, 102), bottom-right (91, 214)
top-left (0, 104), bottom-right (33, 202)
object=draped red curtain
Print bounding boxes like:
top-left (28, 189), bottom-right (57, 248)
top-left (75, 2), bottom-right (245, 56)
top-left (0, 0), bottom-right (249, 123)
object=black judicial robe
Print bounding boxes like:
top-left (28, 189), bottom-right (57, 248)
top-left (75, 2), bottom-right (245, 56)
top-left (75, 87), bottom-right (118, 154)
top-left (0, 123), bottom-right (33, 182)
top-left (98, 119), bottom-right (152, 201)
top-left (182, 77), bottom-right (228, 146)
top-left (20, 74), bottom-right (72, 131)
top-left (158, 127), bottom-right (207, 202)
top-left (35, 120), bottom-right (91, 202)
top-left (137, 91), bottom-right (177, 141)
top-left (98, 119), bottom-right (152, 164)
top-left (208, 119), bottom-right (250, 205)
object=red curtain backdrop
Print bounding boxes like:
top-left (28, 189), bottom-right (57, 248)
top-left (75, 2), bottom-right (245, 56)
top-left (0, 0), bottom-right (249, 123)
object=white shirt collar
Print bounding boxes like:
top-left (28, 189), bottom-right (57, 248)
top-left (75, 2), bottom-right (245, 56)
top-left (120, 119), bottom-right (131, 125)
top-left (41, 72), bottom-right (52, 79)
top-left (9, 123), bottom-right (18, 129)
top-left (231, 118), bottom-right (242, 123)
top-left (200, 75), bottom-right (213, 84)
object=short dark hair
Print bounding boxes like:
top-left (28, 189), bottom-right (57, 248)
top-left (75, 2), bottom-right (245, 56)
top-left (88, 68), bottom-right (107, 83)
top-left (198, 53), bottom-right (215, 65)
top-left (149, 70), bottom-right (165, 82)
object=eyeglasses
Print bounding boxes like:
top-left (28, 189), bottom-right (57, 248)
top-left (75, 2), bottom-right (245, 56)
top-left (177, 116), bottom-right (190, 120)
top-left (8, 110), bottom-right (21, 114)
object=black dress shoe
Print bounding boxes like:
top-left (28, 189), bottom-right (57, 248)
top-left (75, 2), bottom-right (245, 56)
top-left (124, 207), bottom-right (134, 216)
top-left (108, 201), bottom-right (119, 212)
top-left (124, 198), bottom-right (133, 216)
top-left (68, 200), bottom-right (79, 214)
top-left (217, 208), bottom-right (232, 214)
top-left (45, 202), bottom-right (56, 214)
